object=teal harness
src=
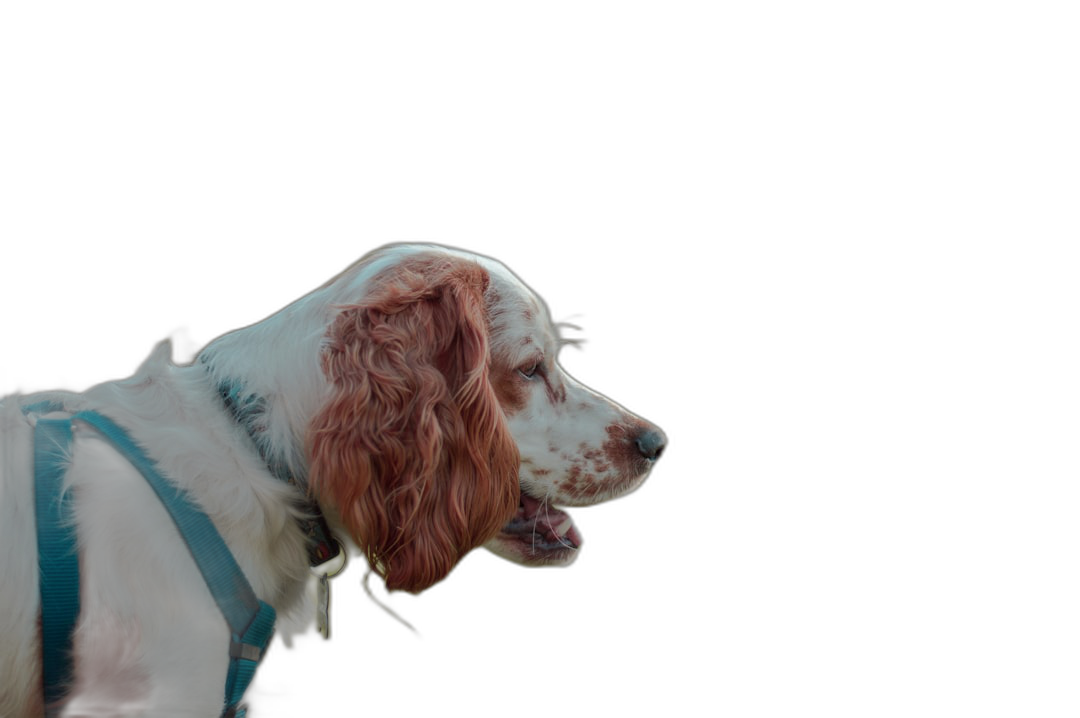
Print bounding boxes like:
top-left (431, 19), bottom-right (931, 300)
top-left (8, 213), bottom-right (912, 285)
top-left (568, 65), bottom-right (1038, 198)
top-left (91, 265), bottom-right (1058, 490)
top-left (29, 403), bottom-right (276, 717)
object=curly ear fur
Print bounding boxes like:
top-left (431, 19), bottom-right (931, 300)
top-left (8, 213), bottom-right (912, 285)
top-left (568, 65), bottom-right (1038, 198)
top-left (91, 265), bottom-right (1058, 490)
top-left (308, 255), bottom-right (520, 593)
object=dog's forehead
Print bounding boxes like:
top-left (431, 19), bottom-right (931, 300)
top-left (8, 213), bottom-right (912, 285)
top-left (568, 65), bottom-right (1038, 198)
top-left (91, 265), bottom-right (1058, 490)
top-left (483, 263), bottom-right (556, 338)
top-left (475, 255), bottom-right (557, 358)
top-left (486, 267), bottom-right (541, 317)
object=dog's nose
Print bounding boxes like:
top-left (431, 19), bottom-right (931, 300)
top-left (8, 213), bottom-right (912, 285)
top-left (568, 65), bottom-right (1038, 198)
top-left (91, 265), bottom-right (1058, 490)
top-left (634, 428), bottom-right (667, 461)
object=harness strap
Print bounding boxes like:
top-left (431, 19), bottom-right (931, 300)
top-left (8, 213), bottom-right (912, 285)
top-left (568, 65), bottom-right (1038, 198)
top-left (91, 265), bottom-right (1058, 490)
top-left (34, 417), bottom-right (80, 707)
top-left (31, 407), bottom-right (276, 716)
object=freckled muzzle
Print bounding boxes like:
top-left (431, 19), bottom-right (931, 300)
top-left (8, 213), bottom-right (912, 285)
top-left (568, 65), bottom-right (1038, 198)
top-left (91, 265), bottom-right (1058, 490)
top-left (486, 421), bottom-right (666, 566)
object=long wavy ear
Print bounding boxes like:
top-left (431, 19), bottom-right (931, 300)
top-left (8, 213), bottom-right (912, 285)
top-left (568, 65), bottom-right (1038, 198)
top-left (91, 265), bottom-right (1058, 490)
top-left (308, 254), bottom-right (520, 593)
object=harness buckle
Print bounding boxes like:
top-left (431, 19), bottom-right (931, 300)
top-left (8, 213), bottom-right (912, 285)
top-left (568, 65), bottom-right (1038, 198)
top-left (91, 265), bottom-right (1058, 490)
top-left (229, 641), bottom-right (264, 663)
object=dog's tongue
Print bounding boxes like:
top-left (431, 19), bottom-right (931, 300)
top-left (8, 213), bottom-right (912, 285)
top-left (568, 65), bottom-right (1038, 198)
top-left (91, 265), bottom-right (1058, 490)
top-left (520, 493), bottom-right (544, 518)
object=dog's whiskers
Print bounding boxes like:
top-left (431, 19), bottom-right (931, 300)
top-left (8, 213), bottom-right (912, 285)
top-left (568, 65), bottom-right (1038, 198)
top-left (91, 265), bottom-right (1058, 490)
top-left (531, 491), bottom-right (576, 551)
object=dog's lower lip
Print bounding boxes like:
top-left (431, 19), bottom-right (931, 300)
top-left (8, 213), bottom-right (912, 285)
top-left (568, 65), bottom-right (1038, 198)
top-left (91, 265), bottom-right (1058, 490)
top-left (501, 493), bottom-right (583, 550)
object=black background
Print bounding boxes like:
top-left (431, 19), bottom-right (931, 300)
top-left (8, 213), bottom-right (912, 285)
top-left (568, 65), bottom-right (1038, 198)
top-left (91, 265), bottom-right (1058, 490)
top-left (0, 201), bottom-right (704, 712)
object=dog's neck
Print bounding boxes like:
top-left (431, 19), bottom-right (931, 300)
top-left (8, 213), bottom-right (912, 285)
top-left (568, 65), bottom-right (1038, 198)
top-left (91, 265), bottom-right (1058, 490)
top-left (211, 373), bottom-right (297, 484)
top-left (199, 355), bottom-right (341, 567)
top-left (193, 289), bottom-right (339, 482)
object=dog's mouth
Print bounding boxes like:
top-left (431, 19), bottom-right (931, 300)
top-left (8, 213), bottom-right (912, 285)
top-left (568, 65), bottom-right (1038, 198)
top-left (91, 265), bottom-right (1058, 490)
top-left (485, 492), bottom-right (583, 566)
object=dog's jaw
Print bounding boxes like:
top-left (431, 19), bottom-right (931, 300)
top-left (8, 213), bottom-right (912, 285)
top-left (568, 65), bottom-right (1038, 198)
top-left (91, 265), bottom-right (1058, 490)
top-left (485, 492), bottom-right (584, 566)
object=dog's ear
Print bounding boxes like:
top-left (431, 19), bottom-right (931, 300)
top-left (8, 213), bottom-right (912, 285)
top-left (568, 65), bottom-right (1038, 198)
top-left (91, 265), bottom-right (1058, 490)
top-left (308, 255), bottom-right (520, 593)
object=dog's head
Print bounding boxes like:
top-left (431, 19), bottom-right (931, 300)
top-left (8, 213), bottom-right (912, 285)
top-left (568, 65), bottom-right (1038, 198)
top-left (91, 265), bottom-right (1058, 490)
top-left (308, 246), bottom-right (665, 592)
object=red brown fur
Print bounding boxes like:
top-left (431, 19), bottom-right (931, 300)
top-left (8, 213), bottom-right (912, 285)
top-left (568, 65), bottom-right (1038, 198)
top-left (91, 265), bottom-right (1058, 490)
top-left (307, 255), bottom-right (520, 593)
top-left (489, 366), bottom-right (529, 415)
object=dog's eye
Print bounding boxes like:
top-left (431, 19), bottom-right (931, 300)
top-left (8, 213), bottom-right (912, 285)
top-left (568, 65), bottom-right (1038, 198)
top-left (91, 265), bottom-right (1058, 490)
top-left (518, 362), bottom-right (541, 379)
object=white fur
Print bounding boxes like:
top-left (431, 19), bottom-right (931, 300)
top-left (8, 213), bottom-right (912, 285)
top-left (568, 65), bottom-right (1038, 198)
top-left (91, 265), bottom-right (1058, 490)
top-left (0, 244), bottom-right (663, 717)
top-left (0, 402), bottom-right (44, 716)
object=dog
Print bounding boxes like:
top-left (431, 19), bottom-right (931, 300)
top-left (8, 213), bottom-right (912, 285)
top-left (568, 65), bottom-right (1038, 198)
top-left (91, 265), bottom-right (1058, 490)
top-left (0, 243), bottom-right (666, 716)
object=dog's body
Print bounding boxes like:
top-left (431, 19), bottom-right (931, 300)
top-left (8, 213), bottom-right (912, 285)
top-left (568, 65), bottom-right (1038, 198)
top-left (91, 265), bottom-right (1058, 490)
top-left (0, 244), bottom-right (665, 717)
